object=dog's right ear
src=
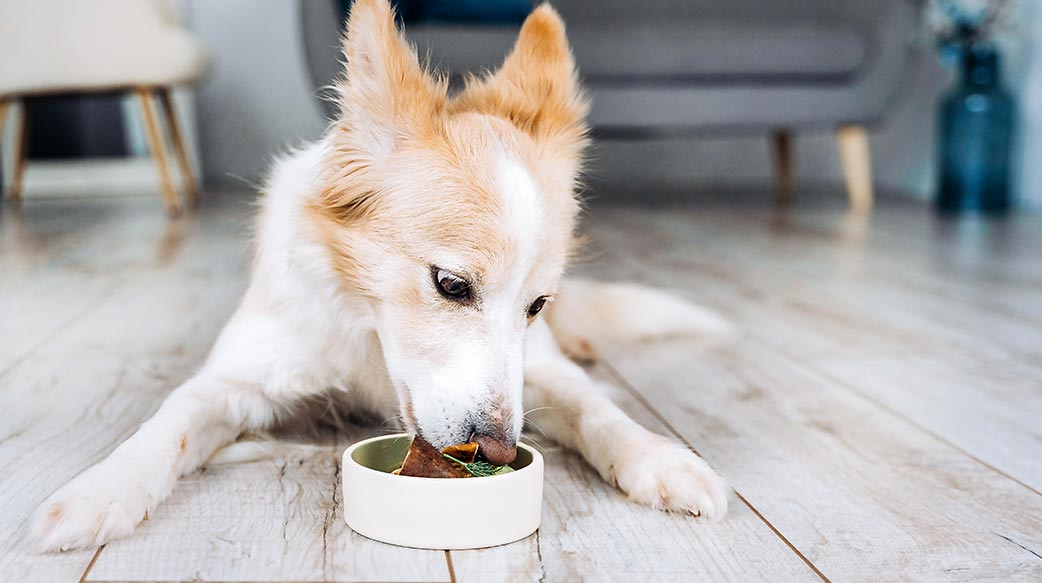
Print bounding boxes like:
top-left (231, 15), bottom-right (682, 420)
top-left (334, 0), bottom-right (445, 161)
top-left (318, 0), bottom-right (446, 220)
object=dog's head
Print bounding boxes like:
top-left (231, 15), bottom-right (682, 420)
top-left (311, 0), bottom-right (588, 462)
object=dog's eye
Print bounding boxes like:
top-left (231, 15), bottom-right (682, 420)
top-left (527, 296), bottom-right (548, 318)
top-left (433, 268), bottom-right (471, 302)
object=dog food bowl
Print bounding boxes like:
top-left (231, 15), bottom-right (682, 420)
top-left (341, 433), bottom-right (544, 549)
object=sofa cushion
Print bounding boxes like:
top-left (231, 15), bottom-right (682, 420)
top-left (407, 20), bottom-right (868, 85)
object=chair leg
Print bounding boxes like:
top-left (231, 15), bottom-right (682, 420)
top-left (770, 129), bottom-right (795, 202)
top-left (0, 99), bottom-right (9, 198)
top-left (0, 99), bottom-right (9, 135)
top-left (836, 125), bottom-right (874, 213)
top-left (157, 87), bottom-right (200, 208)
top-left (9, 100), bottom-right (31, 205)
top-left (136, 88), bottom-right (180, 217)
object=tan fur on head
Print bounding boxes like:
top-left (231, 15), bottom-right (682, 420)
top-left (310, 0), bottom-right (589, 298)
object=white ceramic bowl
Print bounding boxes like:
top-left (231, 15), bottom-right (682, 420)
top-left (341, 433), bottom-right (544, 549)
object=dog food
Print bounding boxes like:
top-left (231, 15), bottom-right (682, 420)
top-left (394, 437), bottom-right (513, 478)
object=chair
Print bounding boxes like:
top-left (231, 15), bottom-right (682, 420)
top-left (302, 0), bottom-right (921, 212)
top-left (0, 0), bottom-right (209, 216)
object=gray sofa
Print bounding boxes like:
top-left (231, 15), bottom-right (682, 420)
top-left (301, 0), bottom-right (921, 211)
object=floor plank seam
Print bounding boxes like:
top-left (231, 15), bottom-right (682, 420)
top-left (597, 359), bottom-right (834, 583)
top-left (535, 528), bottom-right (546, 583)
top-left (78, 544), bottom-right (105, 583)
top-left (754, 338), bottom-right (1042, 499)
top-left (322, 446), bottom-right (341, 576)
top-left (732, 492), bottom-right (833, 583)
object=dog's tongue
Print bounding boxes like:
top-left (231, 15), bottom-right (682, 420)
top-left (472, 433), bottom-right (517, 466)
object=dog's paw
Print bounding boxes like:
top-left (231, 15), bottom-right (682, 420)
top-left (612, 435), bottom-right (728, 521)
top-left (32, 463), bottom-right (152, 553)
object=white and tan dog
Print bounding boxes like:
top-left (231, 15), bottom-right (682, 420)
top-left (32, 0), bottom-right (729, 552)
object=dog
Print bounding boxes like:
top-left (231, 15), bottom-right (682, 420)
top-left (32, 0), bottom-right (729, 552)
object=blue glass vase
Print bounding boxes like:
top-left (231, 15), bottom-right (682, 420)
top-left (936, 45), bottom-right (1015, 214)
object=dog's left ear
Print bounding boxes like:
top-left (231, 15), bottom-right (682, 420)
top-left (450, 5), bottom-right (588, 157)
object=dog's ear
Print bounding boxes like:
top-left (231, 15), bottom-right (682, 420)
top-left (334, 0), bottom-right (445, 159)
top-left (450, 5), bottom-right (588, 155)
top-left (318, 0), bottom-right (446, 220)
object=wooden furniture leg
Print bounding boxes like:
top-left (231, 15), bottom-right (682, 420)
top-left (771, 129), bottom-right (795, 202)
top-left (10, 100), bottom-right (30, 204)
top-left (0, 99), bottom-right (9, 198)
top-left (136, 88), bottom-right (180, 217)
top-left (0, 99), bottom-right (10, 145)
top-left (157, 88), bottom-right (200, 208)
top-left (836, 125), bottom-right (874, 213)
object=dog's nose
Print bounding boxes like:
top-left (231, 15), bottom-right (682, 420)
top-left (471, 432), bottom-right (517, 466)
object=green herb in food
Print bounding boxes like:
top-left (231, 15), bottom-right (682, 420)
top-left (442, 454), bottom-right (512, 477)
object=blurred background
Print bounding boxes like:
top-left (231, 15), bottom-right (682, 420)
top-left (1, 0), bottom-right (1039, 212)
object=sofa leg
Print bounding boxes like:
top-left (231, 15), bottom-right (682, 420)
top-left (770, 129), bottom-right (795, 202)
top-left (9, 100), bottom-right (31, 205)
top-left (136, 88), bottom-right (180, 217)
top-left (836, 125), bottom-right (874, 213)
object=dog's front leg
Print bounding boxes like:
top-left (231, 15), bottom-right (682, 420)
top-left (523, 320), bottom-right (728, 520)
top-left (31, 371), bottom-right (274, 552)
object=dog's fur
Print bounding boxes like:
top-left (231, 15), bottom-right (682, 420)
top-left (31, 0), bottom-right (729, 552)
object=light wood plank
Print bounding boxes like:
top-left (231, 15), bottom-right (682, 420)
top-left (87, 443), bottom-right (340, 582)
top-left (0, 199), bottom-right (243, 581)
top-left (7, 190), bottom-right (1042, 581)
top-left (571, 204), bottom-right (1042, 579)
top-left (448, 534), bottom-right (541, 583)
top-left (0, 196), bottom-right (242, 372)
top-left (0, 355), bottom-right (194, 583)
top-left (0, 272), bottom-right (119, 374)
top-left (41, 266), bottom-right (245, 359)
top-left (0, 201), bottom-right (223, 582)
top-left (686, 205), bottom-right (1042, 358)
top-left (581, 207), bottom-right (1042, 493)
top-left (89, 432), bottom-right (451, 582)
top-left (602, 340), bottom-right (1042, 581)
top-left (813, 353), bottom-right (1042, 493)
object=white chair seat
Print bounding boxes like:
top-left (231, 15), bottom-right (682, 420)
top-left (0, 0), bottom-right (208, 96)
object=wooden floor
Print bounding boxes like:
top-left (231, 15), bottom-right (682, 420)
top-left (2, 191), bottom-right (1041, 583)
